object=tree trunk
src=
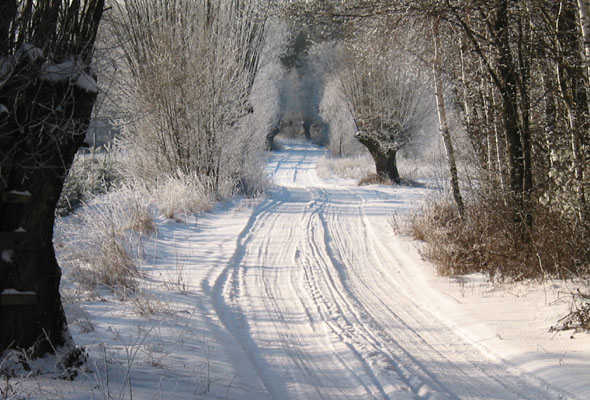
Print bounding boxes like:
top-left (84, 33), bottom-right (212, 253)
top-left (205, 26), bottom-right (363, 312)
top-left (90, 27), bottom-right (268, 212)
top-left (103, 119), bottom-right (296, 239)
top-left (265, 124), bottom-right (281, 151)
top-left (558, 1), bottom-right (590, 227)
top-left (354, 133), bottom-right (400, 183)
top-left (0, 71), bottom-right (98, 356)
top-left (372, 150), bottom-right (400, 183)
top-left (494, 0), bottom-right (532, 231)
top-left (302, 119), bottom-right (312, 140)
top-left (433, 18), bottom-right (465, 219)
top-left (0, 0), bottom-right (104, 356)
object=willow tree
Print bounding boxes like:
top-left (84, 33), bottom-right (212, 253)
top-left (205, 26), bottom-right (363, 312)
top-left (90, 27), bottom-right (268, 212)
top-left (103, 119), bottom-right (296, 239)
top-left (0, 1), bottom-right (105, 355)
top-left (335, 39), bottom-right (430, 183)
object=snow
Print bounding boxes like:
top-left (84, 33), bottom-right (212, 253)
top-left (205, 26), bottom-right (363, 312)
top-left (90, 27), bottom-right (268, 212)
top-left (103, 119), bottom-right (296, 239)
top-left (1, 250), bottom-right (14, 263)
top-left (0, 45), bottom-right (97, 93)
top-left (0, 104), bottom-right (7, 114)
top-left (7, 142), bottom-right (589, 398)
top-left (1, 288), bottom-right (35, 295)
top-left (16, 43), bottom-right (43, 62)
top-left (41, 60), bottom-right (77, 82)
top-left (14, 227), bottom-right (25, 233)
top-left (7, 190), bottom-right (31, 196)
top-left (41, 58), bottom-right (98, 93)
top-left (75, 72), bottom-right (98, 93)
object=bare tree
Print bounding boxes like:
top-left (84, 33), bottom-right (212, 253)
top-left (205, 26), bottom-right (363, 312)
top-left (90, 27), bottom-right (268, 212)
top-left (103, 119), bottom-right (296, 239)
top-left (335, 38), bottom-right (431, 182)
top-left (111, 0), bottom-right (268, 192)
top-left (0, 1), bottom-right (105, 355)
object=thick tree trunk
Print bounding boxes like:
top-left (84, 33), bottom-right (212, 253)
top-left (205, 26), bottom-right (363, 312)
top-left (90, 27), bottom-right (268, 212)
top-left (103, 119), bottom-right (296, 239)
top-left (372, 150), bottom-right (400, 183)
top-left (354, 132), bottom-right (400, 183)
top-left (433, 19), bottom-right (465, 219)
top-left (0, 0), bottom-right (104, 355)
top-left (0, 70), bottom-right (97, 356)
top-left (302, 119), bottom-right (312, 140)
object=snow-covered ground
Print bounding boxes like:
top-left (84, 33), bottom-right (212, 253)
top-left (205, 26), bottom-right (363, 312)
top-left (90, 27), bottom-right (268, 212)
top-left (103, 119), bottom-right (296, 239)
top-left (5, 142), bottom-right (589, 399)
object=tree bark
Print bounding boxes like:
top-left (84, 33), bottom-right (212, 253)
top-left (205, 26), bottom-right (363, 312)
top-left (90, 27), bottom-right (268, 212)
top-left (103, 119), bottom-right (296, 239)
top-left (433, 18), bottom-right (465, 219)
top-left (302, 119), bottom-right (312, 140)
top-left (494, 0), bottom-right (532, 231)
top-left (0, 0), bottom-right (104, 356)
top-left (354, 133), bottom-right (400, 183)
top-left (1, 71), bottom-right (98, 356)
top-left (265, 124), bottom-right (281, 151)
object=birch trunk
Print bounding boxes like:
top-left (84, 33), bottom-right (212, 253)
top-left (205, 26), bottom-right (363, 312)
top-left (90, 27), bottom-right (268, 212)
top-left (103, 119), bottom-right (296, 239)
top-left (433, 19), bottom-right (465, 219)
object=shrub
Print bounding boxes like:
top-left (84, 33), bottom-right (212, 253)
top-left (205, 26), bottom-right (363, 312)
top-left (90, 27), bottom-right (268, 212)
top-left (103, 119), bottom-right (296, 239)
top-left (550, 290), bottom-right (590, 333)
top-left (410, 190), bottom-right (590, 281)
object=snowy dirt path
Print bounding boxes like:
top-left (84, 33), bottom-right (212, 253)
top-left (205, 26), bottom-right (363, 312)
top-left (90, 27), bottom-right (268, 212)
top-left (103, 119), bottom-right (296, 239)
top-left (211, 142), bottom-right (568, 400)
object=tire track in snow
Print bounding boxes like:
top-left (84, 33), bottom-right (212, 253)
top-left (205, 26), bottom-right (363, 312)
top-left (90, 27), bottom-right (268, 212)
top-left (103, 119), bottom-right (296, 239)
top-left (317, 183), bottom-right (562, 399)
top-left (302, 188), bottom-right (454, 399)
top-left (212, 142), bottom-right (563, 400)
top-left (352, 193), bottom-right (567, 399)
top-left (211, 192), bottom-right (291, 399)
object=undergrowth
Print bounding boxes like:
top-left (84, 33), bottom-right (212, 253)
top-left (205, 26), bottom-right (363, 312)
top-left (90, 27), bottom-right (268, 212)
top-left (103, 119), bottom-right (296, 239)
top-left (410, 193), bottom-right (590, 281)
top-left (410, 191), bottom-right (590, 331)
top-left (550, 289), bottom-right (590, 333)
top-left (57, 151), bottom-right (121, 216)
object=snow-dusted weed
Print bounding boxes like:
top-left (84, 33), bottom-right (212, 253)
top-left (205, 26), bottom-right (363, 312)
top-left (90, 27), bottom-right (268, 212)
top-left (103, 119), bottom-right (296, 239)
top-left (129, 289), bottom-right (170, 317)
top-left (62, 292), bottom-right (95, 334)
top-left (317, 154), bottom-right (374, 180)
top-left (152, 172), bottom-right (213, 220)
top-left (56, 188), bottom-right (156, 292)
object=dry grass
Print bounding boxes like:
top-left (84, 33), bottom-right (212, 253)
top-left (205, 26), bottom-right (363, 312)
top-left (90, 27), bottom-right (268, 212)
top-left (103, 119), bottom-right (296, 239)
top-left (152, 172), bottom-right (213, 219)
top-left (56, 189), bottom-right (156, 291)
top-left (410, 192), bottom-right (590, 281)
top-left (317, 153), bottom-right (437, 186)
top-left (316, 155), bottom-right (375, 180)
top-left (358, 173), bottom-right (392, 186)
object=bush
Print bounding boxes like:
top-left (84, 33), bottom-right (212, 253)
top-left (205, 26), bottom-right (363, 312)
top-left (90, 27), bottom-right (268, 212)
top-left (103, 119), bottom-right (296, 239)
top-left (410, 191), bottom-right (590, 280)
top-left (550, 290), bottom-right (590, 333)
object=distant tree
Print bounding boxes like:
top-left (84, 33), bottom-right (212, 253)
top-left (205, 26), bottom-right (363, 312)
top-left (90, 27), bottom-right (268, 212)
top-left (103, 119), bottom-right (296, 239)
top-left (335, 39), bottom-right (430, 182)
top-left (0, 1), bottom-right (105, 355)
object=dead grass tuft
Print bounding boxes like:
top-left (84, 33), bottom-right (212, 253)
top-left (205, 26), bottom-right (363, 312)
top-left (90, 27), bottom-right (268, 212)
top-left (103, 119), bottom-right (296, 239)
top-left (153, 172), bottom-right (213, 219)
top-left (358, 173), bottom-right (392, 186)
top-left (56, 189), bottom-right (155, 292)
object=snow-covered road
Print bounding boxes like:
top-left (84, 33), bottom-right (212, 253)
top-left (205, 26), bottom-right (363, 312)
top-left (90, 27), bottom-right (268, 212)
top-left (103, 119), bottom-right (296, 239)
top-left (211, 142), bottom-right (563, 400)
